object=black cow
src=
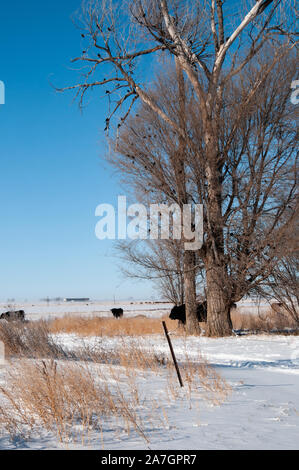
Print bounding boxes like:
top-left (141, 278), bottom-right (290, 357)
top-left (169, 301), bottom-right (237, 325)
top-left (169, 302), bottom-right (207, 324)
top-left (111, 308), bottom-right (123, 319)
top-left (0, 310), bottom-right (25, 322)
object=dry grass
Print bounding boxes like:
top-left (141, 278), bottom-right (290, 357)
top-left (180, 349), bottom-right (231, 407)
top-left (0, 359), bottom-right (125, 445)
top-left (0, 337), bottom-right (231, 446)
top-left (0, 356), bottom-right (165, 445)
top-left (0, 320), bottom-right (67, 359)
top-left (0, 309), bottom-right (234, 446)
top-left (1, 304), bottom-right (295, 446)
top-left (231, 307), bottom-right (299, 332)
top-left (47, 308), bottom-right (299, 339)
top-left (48, 314), bottom-right (175, 337)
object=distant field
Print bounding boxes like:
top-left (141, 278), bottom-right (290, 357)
top-left (0, 300), bottom-right (172, 321)
top-left (0, 299), bottom-right (273, 322)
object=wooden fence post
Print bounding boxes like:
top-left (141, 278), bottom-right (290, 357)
top-left (162, 321), bottom-right (184, 387)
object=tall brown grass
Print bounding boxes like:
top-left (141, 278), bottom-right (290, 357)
top-left (0, 339), bottom-right (230, 446)
top-left (0, 359), bottom-right (130, 445)
top-left (0, 312), bottom-right (233, 446)
top-left (0, 320), bottom-right (67, 358)
top-left (47, 308), bottom-right (299, 339)
top-left (48, 314), bottom-right (175, 337)
top-left (231, 307), bottom-right (298, 332)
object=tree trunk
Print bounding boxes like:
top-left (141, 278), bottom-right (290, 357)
top-left (204, 120), bottom-right (233, 337)
top-left (205, 253), bottom-right (233, 337)
top-left (174, 58), bottom-right (200, 335)
top-left (184, 250), bottom-right (200, 335)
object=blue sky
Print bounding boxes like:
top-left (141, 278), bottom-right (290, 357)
top-left (0, 0), bottom-right (154, 301)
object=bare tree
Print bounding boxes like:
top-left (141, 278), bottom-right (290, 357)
top-left (186, 51), bottom-right (298, 332)
top-left (110, 51), bottom-right (298, 335)
top-left (257, 225), bottom-right (299, 324)
top-left (268, 255), bottom-right (299, 325)
top-left (111, 64), bottom-right (203, 333)
top-left (61, 0), bottom-right (298, 335)
top-left (116, 238), bottom-right (186, 304)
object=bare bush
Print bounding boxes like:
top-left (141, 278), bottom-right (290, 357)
top-left (0, 321), bottom-right (67, 359)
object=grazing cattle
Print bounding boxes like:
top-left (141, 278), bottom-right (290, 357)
top-left (0, 310), bottom-right (25, 322)
top-left (111, 308), bottom-right (123, 318)
top-left (169, 302), bottom-right (207, 325)
top-left (169, 301), bottom-right (237, 325)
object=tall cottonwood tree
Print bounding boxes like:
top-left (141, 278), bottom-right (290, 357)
top-left (110, 52), bottom-right (298, 334)
top-left (187, 51), bottom-right (298, 329)
top-left (62, 0), bottom-right (298, 335)
top-left (111, 65), bottom-right (202, 333)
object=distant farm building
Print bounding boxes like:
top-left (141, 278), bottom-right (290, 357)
top-left (63, 298), bottom-right (90, 302)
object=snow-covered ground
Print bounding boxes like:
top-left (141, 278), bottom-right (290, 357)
top-left (0, 327), bottom-right (298, 450)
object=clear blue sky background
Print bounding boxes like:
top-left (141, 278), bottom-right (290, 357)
top-left (0, 0), bottom-right (154, 301)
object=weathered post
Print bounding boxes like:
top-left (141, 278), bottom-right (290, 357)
top-left (162, 321), bottom-right (184, 387)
